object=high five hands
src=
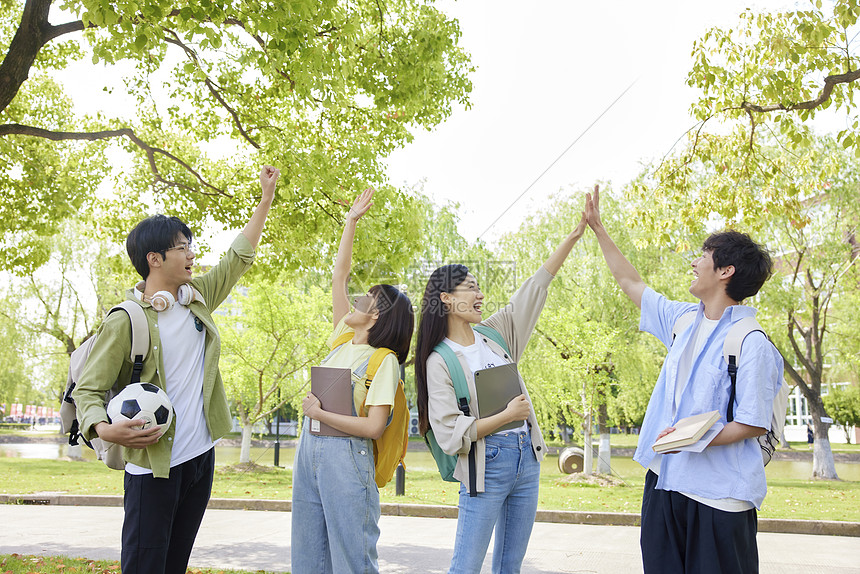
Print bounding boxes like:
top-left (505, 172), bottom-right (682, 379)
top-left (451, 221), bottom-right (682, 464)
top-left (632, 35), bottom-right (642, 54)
top-left (584, 184), bottom-right (602, 231)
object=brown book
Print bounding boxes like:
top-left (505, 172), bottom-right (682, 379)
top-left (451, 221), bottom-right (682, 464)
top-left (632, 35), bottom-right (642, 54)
top-left (474, 363), bottom-right (523, 434)
top-left (309, 366), bottom-right (352, 437)
top-left (652, 410), bottom-right (721, 453)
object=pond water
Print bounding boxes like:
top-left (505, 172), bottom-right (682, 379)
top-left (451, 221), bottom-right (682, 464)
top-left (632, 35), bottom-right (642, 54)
top-left (2, 441), bottom-right (858, 481)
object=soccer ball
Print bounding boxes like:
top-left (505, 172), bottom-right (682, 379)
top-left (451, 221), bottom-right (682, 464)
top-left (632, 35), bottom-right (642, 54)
top-left (106, 382), bottom-right (173, 431)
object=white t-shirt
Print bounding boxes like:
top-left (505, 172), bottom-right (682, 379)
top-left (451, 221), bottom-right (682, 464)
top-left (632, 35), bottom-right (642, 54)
top-left (126, 299), bottom-right (213, 475)
top-left (674, 316), bottom-right (720, 417)
top-left (652, 316), bottom-right (753, 512)
top-left (443, 333), bottom-right (528, 435)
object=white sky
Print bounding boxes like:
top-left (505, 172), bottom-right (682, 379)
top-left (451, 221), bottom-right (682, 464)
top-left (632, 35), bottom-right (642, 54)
top-left (384, 0), bottom-right (800, 244)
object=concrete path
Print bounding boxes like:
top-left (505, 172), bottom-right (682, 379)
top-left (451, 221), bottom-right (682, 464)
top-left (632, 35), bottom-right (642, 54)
top-left (2, 505), bottom-right (859, 573)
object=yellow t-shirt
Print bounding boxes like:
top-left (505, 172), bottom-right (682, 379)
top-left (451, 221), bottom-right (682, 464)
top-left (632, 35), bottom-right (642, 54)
top-left (324, 319), bottom-right (400, 416)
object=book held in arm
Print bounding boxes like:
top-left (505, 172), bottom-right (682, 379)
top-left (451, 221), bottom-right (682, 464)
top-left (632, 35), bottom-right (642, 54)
top-left (309, 366), bottom-right (352, 437)
top-left (652, 410), bottom-right (722, 453)
top-left (474, 363), bottom-right (522, 435)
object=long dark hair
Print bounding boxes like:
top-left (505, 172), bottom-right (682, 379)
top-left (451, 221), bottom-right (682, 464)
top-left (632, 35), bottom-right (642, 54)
top-left (367, 284), bottom-right (414, 364)
top-left (415, 264), bottom-right (470, 436)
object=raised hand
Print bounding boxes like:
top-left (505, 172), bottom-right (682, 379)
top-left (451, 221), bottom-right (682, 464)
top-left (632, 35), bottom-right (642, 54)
top-left (347, 187), bottom-right (374, 223)
top-left (585, 184), bottom-right (602, 230)
top-left (570, 211), bottom-right (587, 242)
top-left (259, 165), bottom-right (280, 203)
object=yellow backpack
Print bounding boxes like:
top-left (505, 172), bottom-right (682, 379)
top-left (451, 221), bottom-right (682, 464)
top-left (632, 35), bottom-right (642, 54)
top-left (330, 333), bottom-right (409, 488)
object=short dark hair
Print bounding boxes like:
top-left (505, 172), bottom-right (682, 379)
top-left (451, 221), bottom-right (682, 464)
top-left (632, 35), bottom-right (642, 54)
top-left (703, 230), bottom-right (773, 302)
top-left (367, 284), bottom-right (414, 365)
top-left (126, 215), bottom-right (192, 279)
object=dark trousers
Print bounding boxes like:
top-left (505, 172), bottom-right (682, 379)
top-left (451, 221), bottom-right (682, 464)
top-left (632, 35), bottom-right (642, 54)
top-left (121, 448), bottom-right (215, 574)
top-left (640, 470), bottom-right (758, 574)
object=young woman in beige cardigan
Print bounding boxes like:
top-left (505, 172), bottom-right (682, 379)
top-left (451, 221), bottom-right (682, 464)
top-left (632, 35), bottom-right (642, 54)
top-left (414, 213), bottom-right (586, 574)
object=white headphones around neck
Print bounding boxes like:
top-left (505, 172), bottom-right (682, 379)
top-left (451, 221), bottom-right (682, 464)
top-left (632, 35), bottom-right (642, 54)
top-left (135, 282), bottom-right (197, 312)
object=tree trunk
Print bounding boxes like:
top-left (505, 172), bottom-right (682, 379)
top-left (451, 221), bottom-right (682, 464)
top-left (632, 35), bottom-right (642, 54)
top-left (583, 421), bottom-right (593, 475)
top-left (812, 436), bottom-right (839, 479)
top-left (581, 380), bottom-right (593, 475)
top-left (597, 401), bottom-right (611, 475)
top-left (809, 398), bottom-right (839, 479)
top-left (67, 443), bottom-right (83, 460)
top-left (597, 433), bottom-right (611, 474)
top-left (559, 424), bottom-right (570, 444)
top-left (240, 418), bottom-right (253, 464)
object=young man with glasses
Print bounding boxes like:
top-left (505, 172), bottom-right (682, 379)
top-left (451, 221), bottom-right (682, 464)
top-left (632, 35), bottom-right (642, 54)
top-left (73, 166), bottom-right (280, 573)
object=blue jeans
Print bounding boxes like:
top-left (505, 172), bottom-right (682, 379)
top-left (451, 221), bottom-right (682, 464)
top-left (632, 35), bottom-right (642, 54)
top-left (449, 431), bottom-right (540, 574)
top-left (291, 418), bottom-right (380, 574)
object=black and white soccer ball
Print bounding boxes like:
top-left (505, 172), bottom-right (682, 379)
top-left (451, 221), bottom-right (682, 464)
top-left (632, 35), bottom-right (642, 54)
top-left (106, 382), bottom-right (173, 431)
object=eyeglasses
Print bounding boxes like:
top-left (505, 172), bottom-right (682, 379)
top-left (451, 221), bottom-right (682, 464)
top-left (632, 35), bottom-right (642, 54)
top-left (164, 242), bottom-right (198, 256)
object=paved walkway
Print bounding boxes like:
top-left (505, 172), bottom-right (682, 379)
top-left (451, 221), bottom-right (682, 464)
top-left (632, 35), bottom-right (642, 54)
top-left (1, 505), bottom-right (858, 573)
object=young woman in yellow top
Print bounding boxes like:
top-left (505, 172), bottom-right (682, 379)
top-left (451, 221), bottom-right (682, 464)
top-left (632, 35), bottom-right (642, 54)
top-left (291, 188), bottom-right (414, 574)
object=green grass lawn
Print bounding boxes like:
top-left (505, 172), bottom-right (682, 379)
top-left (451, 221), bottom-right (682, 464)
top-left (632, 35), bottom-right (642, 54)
top-left (0, 553), bottom-right (278, 573)
top-left (1, 455), bottom-right (857, 522)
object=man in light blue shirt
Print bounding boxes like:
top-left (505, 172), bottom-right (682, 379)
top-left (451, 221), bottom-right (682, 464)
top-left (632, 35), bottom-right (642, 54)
top-left (585, 189), bottom-right (782, 574)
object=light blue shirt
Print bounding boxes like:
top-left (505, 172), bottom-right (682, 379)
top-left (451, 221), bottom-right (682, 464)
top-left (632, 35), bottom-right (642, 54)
top-left (633, 287), bottom-right (783, 509)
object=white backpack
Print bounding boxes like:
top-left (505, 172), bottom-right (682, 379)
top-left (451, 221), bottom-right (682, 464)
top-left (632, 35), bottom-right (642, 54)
top-left (59, 301), bottom-right (150, 470)
top-left (672, 312), bottom-right (790, 465)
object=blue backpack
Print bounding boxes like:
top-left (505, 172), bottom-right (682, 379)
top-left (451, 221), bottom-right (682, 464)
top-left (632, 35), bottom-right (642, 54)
top-left (424, 325), bottom-right (511, 496)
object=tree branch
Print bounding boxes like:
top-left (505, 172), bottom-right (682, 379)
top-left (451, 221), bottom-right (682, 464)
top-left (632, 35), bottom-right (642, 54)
top-left (535, 327), bottom-right (572, 360)
top-left (43, 20), bottom-right (90, 43)
top-left (741, 69), bottom-right (860, 113)
top-left (162, 29), bottom-right (260, 149)
top-left (0, 123), bottom-right (231, 197)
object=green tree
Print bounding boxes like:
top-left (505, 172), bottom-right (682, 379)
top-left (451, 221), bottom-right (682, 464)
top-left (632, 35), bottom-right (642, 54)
top-left (753, 139), bottom-right (860, 479)
top-left (823, 384), bottom-right (860, 443)
top-left (1, 0), bottom-right (473, 273)
top-left (0, 220), bottom-right (135, 403)
top-left (644, 0), bottom-right (860, 232)
top-left (219, 278), bottom-right (330, 464)
top-left (0, 299), bottom-right (34, 409)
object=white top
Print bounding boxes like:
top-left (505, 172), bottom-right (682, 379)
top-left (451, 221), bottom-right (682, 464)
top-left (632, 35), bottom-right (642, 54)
top-left (653, 316), bottom-right (752, 512)
top-left (126, 298), bottom-right (213, 475)
top-left (674, 316), bottom-right (719, 417)
top-left (443, 334), bottom-right (528, 434)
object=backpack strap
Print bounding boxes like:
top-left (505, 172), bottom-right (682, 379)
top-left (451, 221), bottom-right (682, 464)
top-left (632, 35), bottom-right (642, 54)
top-left (671, 310), bottom-right (697, 343)
top-left (359, 348), bottom-right (398, 425)
top-left (331, 332), bottom-right (355, 350)
top-left (319, 332), bottom-right (355, 365)
top-left (474, 324), bottom-right (511, 356)
top-left (433, 341), bottom-right (477, 497)
top-left (111, 301), bottom-right (150, 384)
top-left (364, 348), bottom-right (397, 383)
top-left (723, 316), bottom-right (765, 423)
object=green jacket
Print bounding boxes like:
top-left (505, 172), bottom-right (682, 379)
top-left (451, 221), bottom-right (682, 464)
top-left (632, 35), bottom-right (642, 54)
top-left (73, 233), bottom-right (255, 478)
